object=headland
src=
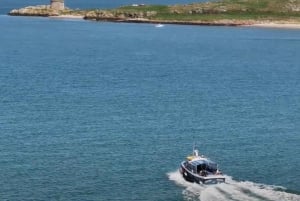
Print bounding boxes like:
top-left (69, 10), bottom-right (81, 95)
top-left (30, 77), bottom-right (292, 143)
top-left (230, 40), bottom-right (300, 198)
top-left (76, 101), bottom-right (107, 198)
top-left (8, 0), bottom-right (300, 28)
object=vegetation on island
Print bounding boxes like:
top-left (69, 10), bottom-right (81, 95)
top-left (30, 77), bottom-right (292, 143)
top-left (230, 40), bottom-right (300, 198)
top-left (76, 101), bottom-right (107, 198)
top-left (9, 0), bottom-right (300, 25)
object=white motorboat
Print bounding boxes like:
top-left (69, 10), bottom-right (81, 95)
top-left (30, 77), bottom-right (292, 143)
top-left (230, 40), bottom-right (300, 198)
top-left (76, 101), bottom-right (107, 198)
top-left (179, 147), bottom-right (225, 184)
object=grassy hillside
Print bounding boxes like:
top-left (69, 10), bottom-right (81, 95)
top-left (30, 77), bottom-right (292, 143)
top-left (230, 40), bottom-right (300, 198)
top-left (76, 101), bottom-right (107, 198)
top-left (9, 0), bottom-right (300, 24)
top-left (99, 0), bottom-right (300, 22)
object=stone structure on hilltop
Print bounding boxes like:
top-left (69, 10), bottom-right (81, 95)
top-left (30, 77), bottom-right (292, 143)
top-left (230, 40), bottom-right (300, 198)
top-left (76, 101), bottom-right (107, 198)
top-left (50, 0), bottom-right (64, 10)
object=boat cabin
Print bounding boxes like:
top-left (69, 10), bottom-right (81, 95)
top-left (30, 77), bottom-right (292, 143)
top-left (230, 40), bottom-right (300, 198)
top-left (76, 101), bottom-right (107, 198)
top-left (185, 159), bottom-right (218, 175)
top-left (180, 148), bottom-right (225, 184)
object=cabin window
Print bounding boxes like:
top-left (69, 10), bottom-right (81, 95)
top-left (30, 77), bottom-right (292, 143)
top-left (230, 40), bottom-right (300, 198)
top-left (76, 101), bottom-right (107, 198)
top-left (208, 162), bottom-right (217, 172)
top-left (196, 164), bottom-right (207, 173)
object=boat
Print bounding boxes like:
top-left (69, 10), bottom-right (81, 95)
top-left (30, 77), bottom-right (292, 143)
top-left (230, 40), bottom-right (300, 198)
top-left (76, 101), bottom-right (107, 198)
top-left (155, 24), bottom-right (164, 28)
top-left (179, 147), bottom-right (225, 184)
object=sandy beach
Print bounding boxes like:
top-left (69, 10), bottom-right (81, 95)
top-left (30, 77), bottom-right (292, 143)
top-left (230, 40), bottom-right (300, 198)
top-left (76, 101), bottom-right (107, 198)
top-left (248, 23), bottom-right (300, 29)
top-left (48, 15), bottom-right (84, 19)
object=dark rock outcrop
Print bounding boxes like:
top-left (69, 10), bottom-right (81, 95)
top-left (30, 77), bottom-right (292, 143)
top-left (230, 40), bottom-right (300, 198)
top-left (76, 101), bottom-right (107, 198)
top-left (83, 10), bottom-right (155, 21)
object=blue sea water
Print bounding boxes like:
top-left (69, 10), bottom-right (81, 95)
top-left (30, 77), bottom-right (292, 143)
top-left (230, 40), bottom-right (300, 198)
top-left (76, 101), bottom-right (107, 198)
top-left (1, 6), bottom-right (300, 201)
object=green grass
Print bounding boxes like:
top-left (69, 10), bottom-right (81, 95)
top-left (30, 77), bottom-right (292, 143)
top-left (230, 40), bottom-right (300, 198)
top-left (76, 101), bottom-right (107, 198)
top-left (117, 5), bottom-right (169, 13)
top-left (78, 0), bottom-right (300, 22)
top-left (153, 13), bottom-right (278, 21)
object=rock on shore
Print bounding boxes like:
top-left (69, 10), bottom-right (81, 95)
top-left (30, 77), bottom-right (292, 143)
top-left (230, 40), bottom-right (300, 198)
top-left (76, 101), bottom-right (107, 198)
top-left (9, 5), bottom-right (63, 16)
top-left (84, 10), bottom-right (157, 20)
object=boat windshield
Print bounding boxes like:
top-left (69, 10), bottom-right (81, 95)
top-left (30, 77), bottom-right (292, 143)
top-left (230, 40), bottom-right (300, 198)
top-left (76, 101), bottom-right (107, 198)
top-left (207, 160), bottom-right (217, 172)
top-left (191, 159), bottom-right (218, 172)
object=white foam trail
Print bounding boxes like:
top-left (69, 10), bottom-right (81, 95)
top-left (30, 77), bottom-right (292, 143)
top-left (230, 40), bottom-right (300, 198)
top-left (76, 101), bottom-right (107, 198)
top-left (168, 170), bottom-right (300, 201)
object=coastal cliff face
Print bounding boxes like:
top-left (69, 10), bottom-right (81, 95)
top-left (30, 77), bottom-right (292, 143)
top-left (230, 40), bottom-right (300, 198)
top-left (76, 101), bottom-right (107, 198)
top-left (8, 5), bottom-right (85, 17)
top-left (84, 10), bottom-right (157, 20)
top-left (9, 0), bottom-right (64, 16)
top-left (9, 5), bottom-right (60, 16)
top-left (8, 5), bottom-right (157, 20)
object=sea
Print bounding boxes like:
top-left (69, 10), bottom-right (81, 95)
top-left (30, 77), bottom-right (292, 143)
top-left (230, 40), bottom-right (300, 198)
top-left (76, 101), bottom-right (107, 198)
top-left (0, 0), bottom-right (300, 201)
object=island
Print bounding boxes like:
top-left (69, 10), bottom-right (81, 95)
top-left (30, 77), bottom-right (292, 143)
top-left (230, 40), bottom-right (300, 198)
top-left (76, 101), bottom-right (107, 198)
top-left (8, 0), bottom-right (300, 28)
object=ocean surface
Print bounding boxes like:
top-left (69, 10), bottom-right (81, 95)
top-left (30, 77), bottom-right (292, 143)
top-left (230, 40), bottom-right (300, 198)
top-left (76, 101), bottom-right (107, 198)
top-left (1, 1), bottom-right (300, 200)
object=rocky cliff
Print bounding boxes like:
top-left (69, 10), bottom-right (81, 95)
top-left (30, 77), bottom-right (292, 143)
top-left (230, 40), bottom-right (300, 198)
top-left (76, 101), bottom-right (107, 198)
top-left (84, 10), bottom-right (157, 20)
top-left (9, 5), bottom-right (61, 16)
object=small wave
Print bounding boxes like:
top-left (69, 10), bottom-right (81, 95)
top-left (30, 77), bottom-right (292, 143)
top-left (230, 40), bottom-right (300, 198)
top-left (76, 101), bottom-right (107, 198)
top-left (168, 170), bottom-right (300, 201)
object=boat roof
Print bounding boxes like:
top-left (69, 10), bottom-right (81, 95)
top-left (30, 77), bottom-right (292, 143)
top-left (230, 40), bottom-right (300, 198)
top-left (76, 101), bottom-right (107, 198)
top-left (189, 158), bottom-right (217, 166)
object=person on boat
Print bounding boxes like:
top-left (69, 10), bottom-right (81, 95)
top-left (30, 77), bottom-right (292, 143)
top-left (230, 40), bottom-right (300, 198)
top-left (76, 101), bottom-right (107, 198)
top-left (200, 170), bottom-right (207, 176)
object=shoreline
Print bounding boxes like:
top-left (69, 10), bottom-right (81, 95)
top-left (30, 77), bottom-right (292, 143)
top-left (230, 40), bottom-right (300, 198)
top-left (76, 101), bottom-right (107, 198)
top-left (49, 14), bottom-right (84, 19)
top-left (247, 23), bottom-right (300, 29)
top-left (95, 18), bottom-right (247, 27)
top-left (45, 15), bottom-right (300, 29)
top-left (8, 13), bottom-right (300, 29)
top-left (7, 4), bottom-right (300, 29)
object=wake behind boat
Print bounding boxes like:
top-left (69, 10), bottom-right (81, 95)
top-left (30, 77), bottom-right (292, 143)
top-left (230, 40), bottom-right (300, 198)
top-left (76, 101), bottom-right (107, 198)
top-left (179, 147), bottom-right (225, 184)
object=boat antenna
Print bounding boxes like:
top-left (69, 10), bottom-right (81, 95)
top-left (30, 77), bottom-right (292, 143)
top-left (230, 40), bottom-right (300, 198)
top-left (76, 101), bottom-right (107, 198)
top-left (193, 142), bottom-right (199, 156)
top-left (193, 142), bottom-right (196, 154)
